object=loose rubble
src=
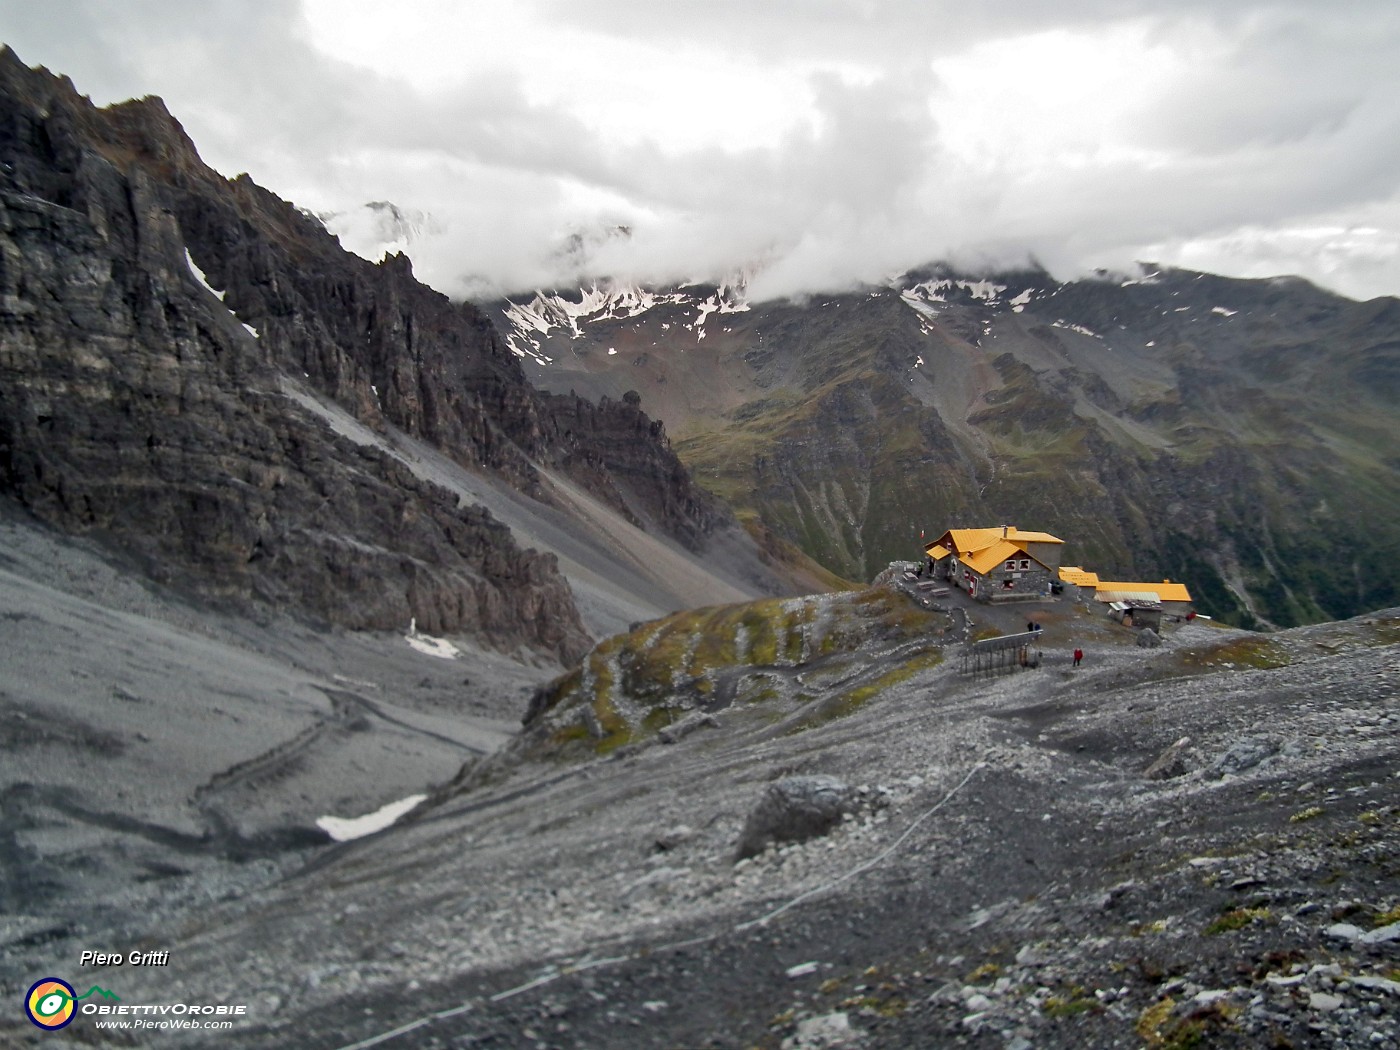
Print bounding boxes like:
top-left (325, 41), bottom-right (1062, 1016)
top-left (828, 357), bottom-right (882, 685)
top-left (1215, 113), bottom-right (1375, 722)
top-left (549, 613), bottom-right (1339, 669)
top-left (6, 598), bottom-right (1396, 1050)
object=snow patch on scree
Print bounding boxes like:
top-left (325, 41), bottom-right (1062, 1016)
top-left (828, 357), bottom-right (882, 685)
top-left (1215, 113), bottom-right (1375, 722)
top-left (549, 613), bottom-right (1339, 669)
top-left (317, 794), bottom-right (427, 842)
top-left (406, 619), bottom-right (460, 659)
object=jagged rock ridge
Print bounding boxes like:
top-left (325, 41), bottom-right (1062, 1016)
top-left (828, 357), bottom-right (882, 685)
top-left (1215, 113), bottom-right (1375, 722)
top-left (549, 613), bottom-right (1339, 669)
top-left (0, 47), bottom-right (741, 658)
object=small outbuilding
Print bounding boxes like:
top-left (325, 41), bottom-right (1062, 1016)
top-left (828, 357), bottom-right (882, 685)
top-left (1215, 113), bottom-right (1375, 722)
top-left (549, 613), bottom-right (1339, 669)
top-left (1095, 580), bottom-right (1194, 619)
top-left (1105, 598), bottom-right (1163, 632)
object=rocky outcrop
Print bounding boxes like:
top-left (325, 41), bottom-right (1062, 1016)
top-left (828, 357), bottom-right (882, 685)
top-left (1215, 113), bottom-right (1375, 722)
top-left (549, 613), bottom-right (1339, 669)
top-left (1143, 736), bottom-right (1192, 780)
top-left (735, 775), bottom-right (857, 860)
top-left (0, 47), bottom-right (603, 660)
top-left (538, 391), bottom-right (724, 546)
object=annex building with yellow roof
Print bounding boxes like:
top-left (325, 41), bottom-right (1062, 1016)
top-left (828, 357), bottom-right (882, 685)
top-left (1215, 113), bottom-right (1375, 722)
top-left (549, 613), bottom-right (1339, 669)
top-left (1055, 567), bottom-right (1196, 624)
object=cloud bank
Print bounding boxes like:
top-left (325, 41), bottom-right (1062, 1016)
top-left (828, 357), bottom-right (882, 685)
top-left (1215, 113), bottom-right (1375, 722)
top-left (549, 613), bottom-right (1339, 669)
top-left (4, 0), bottom-right (1400, 302)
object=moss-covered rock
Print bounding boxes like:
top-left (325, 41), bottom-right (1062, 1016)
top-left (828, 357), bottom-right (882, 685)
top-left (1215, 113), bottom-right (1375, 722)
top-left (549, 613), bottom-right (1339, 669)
top-left (520, 583), bottom-right (951, 759)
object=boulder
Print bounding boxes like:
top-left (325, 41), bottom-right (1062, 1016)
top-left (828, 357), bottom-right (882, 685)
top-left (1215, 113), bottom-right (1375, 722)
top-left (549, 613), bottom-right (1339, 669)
top-left (1144, 736), bottom-right (1192, 780)
top-left (658, 712), bottom-right (719, 744)
top-left (1209, 736), bottom-right (1280, 778)
top-left (653, 824), bottom-right (696, 852)
top-left (782, 1012), bottom-right (859, 1050)
top-left (735, 775), bottom-right (855, 860)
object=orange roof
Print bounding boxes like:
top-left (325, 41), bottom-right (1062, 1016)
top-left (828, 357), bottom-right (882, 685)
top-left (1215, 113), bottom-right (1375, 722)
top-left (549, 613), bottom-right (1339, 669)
top-left (1058, 566), bottom-right (1100, 587)
top-left (924, 543), bottom-right (952, 561)
top-left (1095, 580), bottom-right (1193, 603)
top-left (939, 526), bottom-right (1065, 557)
top-left (941, 528), bottom-right (1006, 554)
top-left (1005, 529), bottom-right (1065, 545)
top-left (962, 539), bottom-right (1050, 575)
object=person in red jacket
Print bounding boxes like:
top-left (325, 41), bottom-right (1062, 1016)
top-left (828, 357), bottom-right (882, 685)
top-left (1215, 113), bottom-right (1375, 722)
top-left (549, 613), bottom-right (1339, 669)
top-left (1073, 647), bottom-right (1083, 667)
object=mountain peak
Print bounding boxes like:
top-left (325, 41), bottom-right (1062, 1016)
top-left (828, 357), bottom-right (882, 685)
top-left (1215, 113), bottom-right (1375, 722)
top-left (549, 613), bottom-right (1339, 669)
top-left (320, 199), bottom-right (444, 262)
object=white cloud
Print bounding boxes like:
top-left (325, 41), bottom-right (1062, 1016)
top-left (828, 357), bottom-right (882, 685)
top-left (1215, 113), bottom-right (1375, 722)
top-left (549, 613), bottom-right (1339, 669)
top-left (3, 0), bottom-right (1400, 301)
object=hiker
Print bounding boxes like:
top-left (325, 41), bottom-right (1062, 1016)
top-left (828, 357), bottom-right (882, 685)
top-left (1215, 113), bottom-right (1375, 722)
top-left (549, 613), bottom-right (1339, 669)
top-left (1073, 647), bottom-right (1083, 667)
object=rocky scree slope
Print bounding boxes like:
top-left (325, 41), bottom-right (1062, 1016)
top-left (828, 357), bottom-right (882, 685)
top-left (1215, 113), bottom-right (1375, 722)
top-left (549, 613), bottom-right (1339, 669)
top-left (50, 586), bottom-right (1398, 1050)
top-left (496, 266), bottom-right (1400, 629)
top-left (0, 48), bottom-right (750, 659)
top-left (0, 505), bottom-right (536, 984)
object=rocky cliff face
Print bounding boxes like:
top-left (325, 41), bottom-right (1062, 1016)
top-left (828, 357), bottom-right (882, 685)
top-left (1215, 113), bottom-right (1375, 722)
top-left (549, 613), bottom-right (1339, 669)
top-left (0, 48), bottom-right (727, 659)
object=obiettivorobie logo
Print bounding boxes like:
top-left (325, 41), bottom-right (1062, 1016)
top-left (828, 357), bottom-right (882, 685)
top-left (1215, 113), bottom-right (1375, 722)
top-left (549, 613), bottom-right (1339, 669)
top-left (24, 978), bottom-right (120, 1030)
top-left (23, 975), bottom-right (248, 1033)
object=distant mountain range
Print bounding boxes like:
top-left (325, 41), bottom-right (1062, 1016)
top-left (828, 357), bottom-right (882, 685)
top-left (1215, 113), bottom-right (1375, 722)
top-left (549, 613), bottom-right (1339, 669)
top-left (486, 265), bottom-right (1400, 628)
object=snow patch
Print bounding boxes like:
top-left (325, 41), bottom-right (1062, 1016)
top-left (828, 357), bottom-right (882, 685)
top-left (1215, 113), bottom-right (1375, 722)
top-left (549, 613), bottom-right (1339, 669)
top-left (184, 248), bottom-right (224, 301)
top-left (901, 278), bottom-right (1007, 304)
top-left (959, 279), bottom-right (1006, 301)
top-left (1120, 270), bottom-right (1162, 287)
top-left (1050, 320), bottom-right (1100, 339)
top-left (900, 293), bottom-right (942, 321)
top-left (185, 250), bottom-right (263, 339)
top-left (500, 278), bottom-right (750, 361)
top-left (406, 620), bottom-right (460, 659)
top-left (693, 294), bottom-right (721, 331)
top-left (1211, 306), bottom-right (1238, 317)
top-left (897, 277), bottom-right (1010, 320)
top-left (317, 794), bottom-right (427, 842)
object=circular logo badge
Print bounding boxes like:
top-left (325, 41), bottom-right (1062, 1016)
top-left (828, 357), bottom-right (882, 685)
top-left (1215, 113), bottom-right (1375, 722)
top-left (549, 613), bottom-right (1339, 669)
top-left (25, 978), bottom-right (77, 1030)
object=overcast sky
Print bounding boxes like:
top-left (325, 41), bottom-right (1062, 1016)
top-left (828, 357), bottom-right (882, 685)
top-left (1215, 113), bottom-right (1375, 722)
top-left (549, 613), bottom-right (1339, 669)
top-left (5, 0), bottom-right (1400, 302)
